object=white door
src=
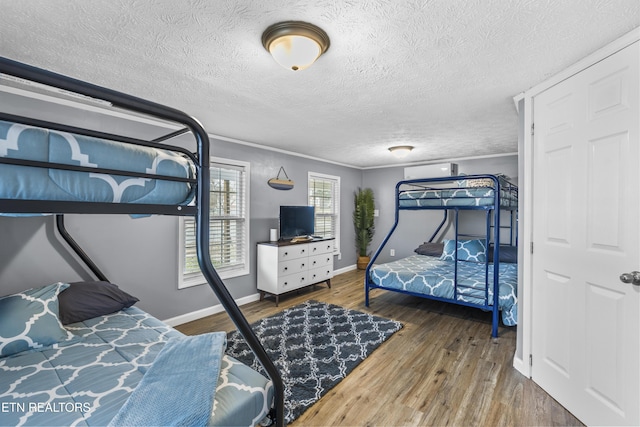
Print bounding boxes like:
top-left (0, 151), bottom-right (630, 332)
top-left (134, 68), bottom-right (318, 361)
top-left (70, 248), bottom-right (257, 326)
top-left (531, 41), bottom-right (639, 426)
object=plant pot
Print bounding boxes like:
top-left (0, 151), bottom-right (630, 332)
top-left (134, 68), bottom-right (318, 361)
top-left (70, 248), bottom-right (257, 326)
top-left (357, 256), bottom-right (370, 270)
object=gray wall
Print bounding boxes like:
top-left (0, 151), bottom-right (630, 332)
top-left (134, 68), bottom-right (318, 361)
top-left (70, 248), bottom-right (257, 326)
top-left (0, 125), bottom-right (516, 321)
top-left (0, 137), bottom-right (363, 320)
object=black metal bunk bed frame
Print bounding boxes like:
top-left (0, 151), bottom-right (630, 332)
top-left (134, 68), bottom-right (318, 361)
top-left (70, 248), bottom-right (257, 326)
top-left (365, 175), bottom-right (518, 338)
top-left (0, 57), bottom-right (285, 426)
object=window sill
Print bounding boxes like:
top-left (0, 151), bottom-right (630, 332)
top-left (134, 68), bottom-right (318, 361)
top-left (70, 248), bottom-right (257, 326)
top-left (179, 268), bottom-right (249, 289)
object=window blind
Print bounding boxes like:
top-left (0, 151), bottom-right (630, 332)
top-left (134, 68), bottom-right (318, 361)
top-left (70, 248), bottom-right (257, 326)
top-left (308, 172), bottom-right (340, 255)
top-left (181, 160), bottom-right (249, 286)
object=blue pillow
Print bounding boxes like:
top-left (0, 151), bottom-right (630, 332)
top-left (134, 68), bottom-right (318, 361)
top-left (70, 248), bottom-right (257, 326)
top-left (440, 239), bottom-right (487, 262)
top-left (0, 283), bottom-right (73, 358)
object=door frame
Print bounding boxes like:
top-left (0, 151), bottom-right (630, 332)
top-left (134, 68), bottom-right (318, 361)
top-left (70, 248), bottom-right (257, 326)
top-left (512, 27), bottom-right (640, 378)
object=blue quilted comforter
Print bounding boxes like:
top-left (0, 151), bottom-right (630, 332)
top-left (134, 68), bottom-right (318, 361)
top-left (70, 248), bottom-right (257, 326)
top-left (0, 307), bottom-right (273, 426)
top-left (369, 255), bottom-right (518, 326)
top-left (0, 120), bottom-right (195, 206)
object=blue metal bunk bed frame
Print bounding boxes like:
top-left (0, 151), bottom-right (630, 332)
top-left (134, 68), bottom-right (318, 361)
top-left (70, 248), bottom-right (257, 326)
top-left (0, 57), bottom-right (285, 426)
top-left (365, 175), bottom-right (518, 337)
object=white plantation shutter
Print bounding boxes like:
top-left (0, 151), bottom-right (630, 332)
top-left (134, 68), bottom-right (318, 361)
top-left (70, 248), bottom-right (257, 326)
top-left (308, 172), bottom-right (340, 255)
top-left (180, 158), bottom-right (250, 288)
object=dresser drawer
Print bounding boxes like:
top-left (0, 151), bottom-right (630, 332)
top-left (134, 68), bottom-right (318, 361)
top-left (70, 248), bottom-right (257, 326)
top-left (308, 267), bottom-right (332, 284)
top-left (309, 240), bottom-right (334, 255)
top-left (309, 253), bottom-right (332, 270)
top-left (278, 272), bottom-right (308, 291)
top-left (278, 245), bottom-right (309, 261)
top-left (279, 257), bottom-right (308, 276)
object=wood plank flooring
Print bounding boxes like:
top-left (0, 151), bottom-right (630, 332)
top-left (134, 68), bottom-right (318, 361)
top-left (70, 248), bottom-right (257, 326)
top-left (175, 269), bottom-right (583, 427)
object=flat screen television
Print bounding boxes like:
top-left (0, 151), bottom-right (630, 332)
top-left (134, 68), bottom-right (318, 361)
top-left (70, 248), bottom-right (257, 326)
top-left (279, 205), bottom-right (315, 240)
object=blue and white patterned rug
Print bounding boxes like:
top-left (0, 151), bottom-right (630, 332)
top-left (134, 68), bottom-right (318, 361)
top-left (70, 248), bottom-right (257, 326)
top-left (225, 300), bottom-right (403, 424)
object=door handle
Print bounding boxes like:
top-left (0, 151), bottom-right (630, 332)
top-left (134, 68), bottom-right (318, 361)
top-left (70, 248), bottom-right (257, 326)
top-left (619, 271), bottom-right (640, 286)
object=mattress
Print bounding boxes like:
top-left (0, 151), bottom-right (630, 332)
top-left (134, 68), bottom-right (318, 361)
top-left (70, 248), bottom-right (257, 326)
top-left (0, 120), bottom-right (195, 206)
top-left (398, 176), bottom-right (518, 208)
top-left (369, 254), bottom-right (517, 326)
top-left (0, 307), bottom-right (273, 426)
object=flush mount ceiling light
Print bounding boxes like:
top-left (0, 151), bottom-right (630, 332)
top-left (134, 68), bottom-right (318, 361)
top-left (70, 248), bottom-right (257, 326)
top-left (388, 145), bottom-right (414, 158)
top-left (262, 21), bottom-right (330, 71)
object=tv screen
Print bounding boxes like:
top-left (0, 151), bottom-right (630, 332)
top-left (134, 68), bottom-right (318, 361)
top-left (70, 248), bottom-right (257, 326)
top-left (279, 206), bottom-right (315, 239)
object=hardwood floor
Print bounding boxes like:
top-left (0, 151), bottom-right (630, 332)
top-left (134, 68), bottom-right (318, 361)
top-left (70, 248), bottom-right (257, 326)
top-left (175, 269), bottom-right (583, 427)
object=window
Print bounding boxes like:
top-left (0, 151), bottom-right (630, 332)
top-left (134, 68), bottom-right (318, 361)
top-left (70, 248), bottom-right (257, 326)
top-left (179, 158), bottom-right (250, 288)
top-left (308, 172), bottom-right (340, 256)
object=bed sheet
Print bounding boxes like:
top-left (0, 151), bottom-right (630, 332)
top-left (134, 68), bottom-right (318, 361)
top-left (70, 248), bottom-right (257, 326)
top-left (0, 307), bottom-right (273, 426)
top-left (0, 120), bottom-right (195, 207)
top-left (369, 254), bottom-right (517, 326)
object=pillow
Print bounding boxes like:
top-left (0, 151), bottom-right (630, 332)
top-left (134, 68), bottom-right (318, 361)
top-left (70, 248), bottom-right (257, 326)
top-left (440, 239), bottom-right (487, 262)
top-left (0, 282), bottom-right (73, 358)
top-left (488, 245), bottom-right (518, 263)
top-left (58, 281), bottom-right (139, 325)
top-left (414, 242), bottom-right (444, 257)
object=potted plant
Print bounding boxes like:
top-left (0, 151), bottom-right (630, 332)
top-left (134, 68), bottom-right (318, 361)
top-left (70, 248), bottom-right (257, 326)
top-left (353, 187), bottom-right (375, 270)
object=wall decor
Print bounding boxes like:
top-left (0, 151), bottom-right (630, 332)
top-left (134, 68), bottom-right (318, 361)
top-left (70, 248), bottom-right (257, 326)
top-left (267, 166), bottom-right (294, 190)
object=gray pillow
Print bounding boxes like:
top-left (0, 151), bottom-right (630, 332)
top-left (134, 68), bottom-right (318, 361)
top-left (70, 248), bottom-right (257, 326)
top-left (488, 245), bottom-right (518, 263)
top-left (0, 283), bottom-right (73, 358)
top-left (414, 242), bottom-right (444, 256)
top-left (58, 281), bottom-right (139, 325)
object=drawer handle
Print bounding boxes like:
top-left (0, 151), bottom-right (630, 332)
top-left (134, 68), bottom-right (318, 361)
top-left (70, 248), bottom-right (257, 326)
top-left (284, 267), bottom-right (288, 271)
top-left (301, 263), bottom-right (305, 268)
top-left (301, 249), bottom-right (305, 253)
top-left (284, 252), bottom-right (288, 256)
top-left (313, 261), bottom-right (317, 265)
top-left (284, 282), bottom-right (288, 286)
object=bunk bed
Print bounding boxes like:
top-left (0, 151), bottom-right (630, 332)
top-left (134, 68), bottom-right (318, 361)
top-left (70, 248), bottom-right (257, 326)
top-left (365, 175), bottom-right (518, 337)
top-left (0, 57), bottom-right (284, 426)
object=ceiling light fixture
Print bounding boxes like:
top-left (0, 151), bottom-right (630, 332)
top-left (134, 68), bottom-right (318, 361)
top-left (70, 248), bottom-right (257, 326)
top-left (388, 145), bottom-right (414, 158)
top-left (262, 21), bottom-right (330, 71)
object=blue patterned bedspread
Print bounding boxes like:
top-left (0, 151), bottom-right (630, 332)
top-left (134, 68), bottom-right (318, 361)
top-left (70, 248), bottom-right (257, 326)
top-left (369, 255), bottom-right (517, 326)
top-left (0, 120), bottom-right (195, 206)
top-left (398, 176), bottom-right (517, 208)
top-left (0, 307), bottom-right (273, 426)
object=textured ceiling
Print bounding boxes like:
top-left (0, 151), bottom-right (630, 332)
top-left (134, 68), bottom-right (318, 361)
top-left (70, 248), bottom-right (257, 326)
top-left (0, 0), bottom-right (638, 168)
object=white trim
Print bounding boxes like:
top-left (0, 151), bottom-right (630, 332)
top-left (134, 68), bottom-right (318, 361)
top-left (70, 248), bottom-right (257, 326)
top-left (518, 27), bottom-right (639, 101)
top-left (308, 171), bottom-right (341, 257)
top-left (166, 265), bottom-right (357, 326)
top-left (361, 152), bottom-right (519, 170)
top-left (162, 293), bottom-right (261, 326)
top-left (178, 156), bottom-right (251, 289)
top-left (512, 27), bottom-right (640, 378)
top-left (512, 355), bottom-right (528, 377)
top-left (210, 132), bottom-right (358, 169)
top-left (2, 79), bottom-right (523, 171)
top-left (334, 264), bottom-right (357, 275)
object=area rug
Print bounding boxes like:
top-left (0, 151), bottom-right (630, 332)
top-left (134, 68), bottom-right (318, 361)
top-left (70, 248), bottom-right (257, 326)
top-left (225, 300), bottom-right (403, 423)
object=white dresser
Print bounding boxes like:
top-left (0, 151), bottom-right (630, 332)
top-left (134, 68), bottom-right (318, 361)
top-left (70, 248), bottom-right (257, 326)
top-left (257, 238), bottom-right (334, 305)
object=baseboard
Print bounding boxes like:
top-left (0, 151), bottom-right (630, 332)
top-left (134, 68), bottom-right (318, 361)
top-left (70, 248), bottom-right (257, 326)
top-left (162, 293), bottom-right (262, 326)
top-left (334, 264), bottom-right (357, 275)
top-left (164, 265), bottom-right (359, 326)
top-left (513, 352), bottom-right (530, 377)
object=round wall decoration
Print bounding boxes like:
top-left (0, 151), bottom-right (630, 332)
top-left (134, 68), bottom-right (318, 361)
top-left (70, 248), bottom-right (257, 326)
top-left (268, 166), bottom-right (294, 190)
